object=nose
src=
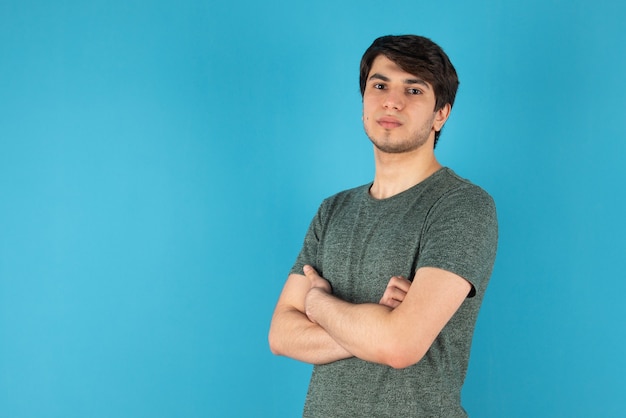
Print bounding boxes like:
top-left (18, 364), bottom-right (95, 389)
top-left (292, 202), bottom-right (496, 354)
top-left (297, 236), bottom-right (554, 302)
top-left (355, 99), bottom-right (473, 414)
top-left (382, 89), bottom-right (404, 110)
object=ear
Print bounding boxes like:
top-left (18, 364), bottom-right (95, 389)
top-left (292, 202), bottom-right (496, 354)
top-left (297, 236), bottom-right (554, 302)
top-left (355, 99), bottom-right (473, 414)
top-left (433, 103), bottom-right (451, 132)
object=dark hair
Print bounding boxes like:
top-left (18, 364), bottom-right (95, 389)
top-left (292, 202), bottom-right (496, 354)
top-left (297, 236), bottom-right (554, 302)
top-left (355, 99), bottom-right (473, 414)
top-left (359, 35), bottom-right (459, 146)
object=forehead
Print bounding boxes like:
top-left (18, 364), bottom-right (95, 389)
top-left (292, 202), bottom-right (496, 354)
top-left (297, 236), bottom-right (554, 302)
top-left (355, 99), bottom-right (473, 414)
top-left (368, 55), bottom-right (432, 88)
top-left (369, 55), bottom-right (405, 72)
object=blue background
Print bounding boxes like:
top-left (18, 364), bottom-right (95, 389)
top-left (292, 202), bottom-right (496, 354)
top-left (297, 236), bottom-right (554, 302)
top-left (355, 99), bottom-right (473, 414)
top-left (1, 0), bottom-right (625, 417)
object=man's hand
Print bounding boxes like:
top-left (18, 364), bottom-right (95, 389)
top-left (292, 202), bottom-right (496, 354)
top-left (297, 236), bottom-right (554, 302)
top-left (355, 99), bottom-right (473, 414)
top-left (379, 275), bottom-right (412, 309)
top-left (302, 265), bottom-right (332, 323)
top-left (268, 268), bottom-right (354, 364)
top-left (303, 265), bottom-right (332, 293)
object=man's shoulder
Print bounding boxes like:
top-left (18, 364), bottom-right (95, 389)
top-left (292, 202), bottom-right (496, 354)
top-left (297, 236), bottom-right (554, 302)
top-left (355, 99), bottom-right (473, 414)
top-left (322, 183), bottom-right (371, 206)
top-left (436, 168), bottom-right (495, 206)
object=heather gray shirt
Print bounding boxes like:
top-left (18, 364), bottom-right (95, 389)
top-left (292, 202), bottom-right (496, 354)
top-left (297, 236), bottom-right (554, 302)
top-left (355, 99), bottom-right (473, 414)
top-left (290, 168), bottom-right (498, 418)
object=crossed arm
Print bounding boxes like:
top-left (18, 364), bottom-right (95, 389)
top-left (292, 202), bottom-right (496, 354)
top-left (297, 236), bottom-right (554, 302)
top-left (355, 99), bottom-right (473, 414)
top-left (268, 265), bottom-right (472, 369)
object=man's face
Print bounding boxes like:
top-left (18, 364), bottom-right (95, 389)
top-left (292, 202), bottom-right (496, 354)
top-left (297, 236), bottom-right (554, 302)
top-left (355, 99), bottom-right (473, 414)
top-left (362, 55), bottom-right (449, 154)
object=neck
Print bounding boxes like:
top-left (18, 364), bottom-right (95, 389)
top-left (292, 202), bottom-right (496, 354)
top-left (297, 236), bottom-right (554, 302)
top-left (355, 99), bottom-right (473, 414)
top-left (369, 146), bottom-right (442, 200)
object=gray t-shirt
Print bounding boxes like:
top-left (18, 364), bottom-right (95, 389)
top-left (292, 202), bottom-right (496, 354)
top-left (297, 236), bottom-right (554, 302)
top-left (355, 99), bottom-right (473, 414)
top-left (290, 168), bottom-right (498, 418)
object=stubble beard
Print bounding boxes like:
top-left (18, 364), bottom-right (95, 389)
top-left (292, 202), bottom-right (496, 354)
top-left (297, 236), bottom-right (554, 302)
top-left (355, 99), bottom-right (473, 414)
top-left (364, 116), bottom-right (435, 154)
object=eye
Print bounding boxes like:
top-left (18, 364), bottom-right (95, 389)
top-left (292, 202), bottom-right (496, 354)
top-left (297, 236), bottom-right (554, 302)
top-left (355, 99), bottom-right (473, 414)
top-left (407, 88), bottom-right (422, 95)
top-left (372, 83), bottom-right (385, 90)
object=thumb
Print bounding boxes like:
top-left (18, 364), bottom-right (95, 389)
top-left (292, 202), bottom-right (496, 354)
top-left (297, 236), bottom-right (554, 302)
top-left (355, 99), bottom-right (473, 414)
top-left (303, 265), bottom-right (318, 277)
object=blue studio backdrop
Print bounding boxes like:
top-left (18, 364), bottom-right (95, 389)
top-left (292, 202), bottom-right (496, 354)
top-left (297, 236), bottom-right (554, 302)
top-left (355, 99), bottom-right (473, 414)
top-left (1, 1), bottom-right (625, 417)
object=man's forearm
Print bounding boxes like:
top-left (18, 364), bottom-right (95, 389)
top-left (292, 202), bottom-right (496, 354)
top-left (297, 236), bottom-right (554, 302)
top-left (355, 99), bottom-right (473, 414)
top-left (269, 306), bottom-right (353, 365)
top-left (304, 266), bottom-right (472, 369)
top-left (305, 287), bottom-right (401, 366)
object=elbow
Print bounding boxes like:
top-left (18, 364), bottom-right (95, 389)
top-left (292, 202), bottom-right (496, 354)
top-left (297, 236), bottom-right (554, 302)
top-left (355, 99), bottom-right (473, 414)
top-left (268, 325), bottom-right (285, 356)
top-left (379, 340), bottom-right (429, 370)
top-left (387, 354), bottom-right (424, 370)
top-left (268, 336), bottom-right (278, 356)
top-left (268, 329), bottom-right (280, 356)
top-left (385, 352), bottom-right (425, 370)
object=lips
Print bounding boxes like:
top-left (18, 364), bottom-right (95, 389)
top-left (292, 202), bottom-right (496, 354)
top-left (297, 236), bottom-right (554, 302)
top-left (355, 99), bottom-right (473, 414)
top-left (377, 116), bottom-right (402, 129)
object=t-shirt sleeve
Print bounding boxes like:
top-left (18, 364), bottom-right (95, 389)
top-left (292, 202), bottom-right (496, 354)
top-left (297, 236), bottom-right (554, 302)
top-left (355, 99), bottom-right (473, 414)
top-left (416, 185), bottom-right (498, 297)
top-left (289, 201), bottom-right (326, 277)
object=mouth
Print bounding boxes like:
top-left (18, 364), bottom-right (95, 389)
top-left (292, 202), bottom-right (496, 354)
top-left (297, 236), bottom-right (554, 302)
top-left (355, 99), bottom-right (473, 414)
top-left (377, 116), bottom-right (402, 129)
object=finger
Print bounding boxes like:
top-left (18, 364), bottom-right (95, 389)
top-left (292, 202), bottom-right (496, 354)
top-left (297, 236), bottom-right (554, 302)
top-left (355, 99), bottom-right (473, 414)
top-left (383, 286), bottom-right (407, 301)
top-left (387, 276), bottom-right (412, 292)
top-left (379, 286), bottom-right (407, 308)
top-left (303, 265), bottom-right (319, 277)
top-left (379, 294), bottom-right (401, 308)
top-left (303, 265), bottom-right (332, 293)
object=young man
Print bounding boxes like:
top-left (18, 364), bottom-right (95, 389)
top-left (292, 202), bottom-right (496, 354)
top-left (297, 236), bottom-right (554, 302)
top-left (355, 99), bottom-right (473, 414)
top-left (269, 35), bottom-right (498, 417)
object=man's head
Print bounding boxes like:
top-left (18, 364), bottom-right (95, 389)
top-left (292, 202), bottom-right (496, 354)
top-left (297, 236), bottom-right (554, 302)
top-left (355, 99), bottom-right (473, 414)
top-left (359, 35), bottom-right (459, 147)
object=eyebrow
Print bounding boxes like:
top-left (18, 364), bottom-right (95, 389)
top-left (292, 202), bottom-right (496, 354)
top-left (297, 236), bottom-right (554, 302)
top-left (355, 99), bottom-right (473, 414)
top-left (368, 73), bottom-right (430, 89)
